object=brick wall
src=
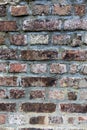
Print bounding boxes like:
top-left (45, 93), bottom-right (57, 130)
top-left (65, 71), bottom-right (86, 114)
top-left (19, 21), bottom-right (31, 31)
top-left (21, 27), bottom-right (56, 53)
top-left (0, 0), bottom-right (87, 130)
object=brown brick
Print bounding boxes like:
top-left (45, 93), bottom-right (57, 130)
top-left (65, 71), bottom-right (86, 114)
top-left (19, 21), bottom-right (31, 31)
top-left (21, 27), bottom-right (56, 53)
top-left (10, 89), bottom-right (25, 99)
top-left (60, 103), bottom-right (87, 113)
top-left (0, 89), bottom-right (6, 99)
top-left (50, 63), bottom-right (67, 74)
top-left (62, 50), bottom-right (87, 61)
top-left (20, 103), bottom-right (56, 113)
top-left (21, 77), bottom-right (57, 87)
top-left (10, 34), bottom-right (27, 46)
top-left (0, 76), bottom-right (18, 87)
top-left (0, 63), bottom-right (7, 72)
top-left (30, 116), bottom-right (45, 124)
top-left (11, 5), bottom-right (28, 16)
top-left (30, 64), bottom-right (47, 73)
top-left (9, 63), bottom-right (27, 73)
top-left (0, 114), bottom-right (6, 124)
top-left (0, 21), bottom-right (18, 31)
top-left (0, 103), bottom-right (16, 112)
top-left (30, 90), bottom-right (45, 99)
top-left (52, 34), bottom-right (71, 45)
top-left (69, 64), bottom-right (79, 74)
top-left (0, 5), bottom-right (6, 16)
top-left (68, 92), bottom-right (77, 100)
top-left (23, 19), bottom-right (62, 31)
top-left (52, 4), bottom-right (72, 15)
top-left (64, 18), bottom-right (87, 30)
top-left (21, 50), bottom-right (58, 60)
top-left (0, 49), bottom-right (17, 60)
top-left (32, 5), bottom-right (50, 15)
top-left (74, 4), bottom-right (85, 16)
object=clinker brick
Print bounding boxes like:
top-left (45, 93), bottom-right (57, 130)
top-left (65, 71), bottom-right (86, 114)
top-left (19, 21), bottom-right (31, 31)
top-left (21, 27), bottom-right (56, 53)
top-left (10, 89), bottom-right (25, 99)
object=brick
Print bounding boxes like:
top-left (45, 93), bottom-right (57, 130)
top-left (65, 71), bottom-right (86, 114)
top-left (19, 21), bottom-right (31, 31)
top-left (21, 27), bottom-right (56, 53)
top-left (9, 114), bottom-right (28, 125)
top-left (74, 4), bottom-right (85, 16)
top-left (60, 103), bottom-right (87, 113)
top-left (23, 19), bottom-right (62, 31)
top-left (79, 90), bottom-right (87, 100)
top-left (50, 63), bottom-right (67, 74)
top-left (30, 34), bottom-right (49, 44)
top-left (20, 129), bottom-right (52, 130)
top-left (49, 90), bottom-right (65, 100)
top-left (0, 21), bottom-right (18, 31)
top-left (0, 89), bottom-right (6, 99)
top-left (71, 34), bottom-right (82, 47)
top-left (30, 90), bottom-right (45, 99)
top-left (68, 117), bottom-right (75, 124)
top-left (64, 18), bottom-right (87, 30)
top-left (11, 5), bottom-right (28, 16)
top-left (78, 78), bottom-right (87, 88)
top-left (20, 103), bottom-right (56, 113)
top-left (0, 103), bottom-right (16, 112)
top-left (9, 63), bottom-right (27, 73)
top-left (30, 64), bottom-right (47, 73)
top-left (68, 92), bottom-right (77, 100)
top-left (52, 34), bottom-right (71, 45)
top-left (0, 63), bottom-right (7, 72)
top-left (48, 116), bottom-right (63, 124)
top-left (0, 114), bottom-right (6, 124)
top-left (62, 50), bottom-right (87, 61)
top-left (83, 33), bottom-right (87, 44)
top-left (30, 116), bottom-right (45, 124)
top-left (78, 116), bottom-right (87, 122)
top-left (0, 49), bottom-right (17, 60)
top-left (0, 5), bottom-right (6, 16)
top-left (10, 34), bottom-right (27, 46)
top-left (10, 89), bottom-right (25, 99)
top-left (69, 64), bottom-right (79, 74)
top-left (21, 77), bottom-right (57, 87)
top-left (0, 76), bottom-right (18, 87)
top-left (0, 32), bottom-right (5, 45)
top-left (21, 50), bottom-right (58, 61)
top-left (81, 64), bottom-right (87, 74)
top-left (52, 4), bottom-right (72, 15)
top-left (0, 128), bottom-right (15, 130)
top-left (32, 4), bottom-right (50, 15)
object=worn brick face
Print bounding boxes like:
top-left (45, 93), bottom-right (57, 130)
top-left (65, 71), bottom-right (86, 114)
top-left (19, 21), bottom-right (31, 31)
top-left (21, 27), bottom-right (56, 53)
top-left (10, 89), bottom-right (25, 99)
top-left (0, 5), bottom-right (6, 16)
top-left (74, 4), bottom-right (85, 16)
top-left (30, 90), bottom-right (45, 99)
top-left (30, 116), bottom-right (45, 124)
top-left (0, 103), bottom-right (16, 112)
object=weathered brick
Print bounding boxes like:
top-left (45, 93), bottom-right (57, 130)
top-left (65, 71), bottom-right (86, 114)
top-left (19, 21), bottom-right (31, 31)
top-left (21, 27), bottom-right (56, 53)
top-left (32, 5), bottom-right (50, 15)
top-left (11, 5), bottom-right (28, 16)
top-left (81, 64), bottom-right (87, 74)
top-left (69, 64), bottom-right (79, 74)
top-left (50, 63), bottom-right (67, 74)
top-left (49, 89), bottom-right (65, 100)
top-left (52, 4), bottom-right (72, 15)
top-left (0, 49), bottom-right (17, 60)
top-left (74, 4), bottom-right (85, 16)
top-left (62, 50), bottom-right (87, 61)
top-left (64, 18), bottom-right (87, 30)
top-left (0, 63), bottom-right (7, 72)
top-left (78, 116), bottom-right (87, 123)
top-left (79, 90), bottom-right (87, 100)
top-left (83, 33), bottom-right (87, 44)
top-left (30, 90), bottom-right (45, 99)
top-left (20, 103), bottom-right (56, 113)
top-left (0, 76), bottom-right (18, 87)
top-left (0, 114), bottom-right (6, 124)
top-left (60, 103), bottom-right (87, 113)
top-left (68, 117), bottom-right (75, 124)
top-left (79, 78), bottom-right (87, 88)
top-left (0, 5), bottom-right (6, 16)
top-left (52, 34), bottom-right (71, 45)
top-left (10, 34), bottom-right (27, 46)
top-left (0, 103), bottom-right (16, 112)
top-left (0, 89), bottom-right (6, 99)
top-left (10, 89), bottom-right (25, 99)
top-left (30, 34), bottom-right (49, 44)
top-left (21, 50), bottom-right (58, 60)
top-left (48, 116), bottom-right (63, 124)
top-left (71, 34), bottom-right (82, 47)
top-left (23, 19), bottom-right (62, 31)
top-left (30, 64), bottom-right (47, 73)
top-left (0, 21), bottom-right (18, 31)
top-left (9, 63), bottom-right (27, 72)
top-left (68, 92), bottom-right (77, 100)
top-left (0, 32), bottom-right (5, 45)
top-left (21, 77), bottom-right (57, 87)
top-left (30, 116), bottom-right (45, 124)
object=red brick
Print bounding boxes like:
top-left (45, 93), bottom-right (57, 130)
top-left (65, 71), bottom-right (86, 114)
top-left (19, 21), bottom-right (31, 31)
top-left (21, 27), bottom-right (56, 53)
top-left (52, 4), bottom-right (72, 15)
top-left (0, 89), bottom-right (6, 99)
top-left (23, 19), bottom-right (62, 31)
top-left (9, 63), bottom-right (27, 73)
top-left (0, 63), bottom-right (7, 72)
top-left (74, 4), bottom-right (85, 16)
top-left (0, 114), bottom-right (6, 124)
top-left (0, 49), bottom-right (17, 60)
top-left (0, 21), bottom-right (18, 31)
top-left (20, 103), bottom-right (56, 113)
top-left (32, 5), bottom-right (50, 15)
top-left (11, 5), bottom-right (28, 16)
top-left (10, 89), bottom-right (25, 99)
top-left (0, 103), bottom-right (16, 112)
top-left (0, 5), bottom-right (6, 16)
top-left (30, 116), bottom-right (45, 124)
top-left (0, 76), bottom-right (18, 87)
top-left (30, 90), bottom-right (45, 99)
top-left (62, 50), bottom-right (87, 61)
top-left (21, 77), bottom-right (57, 87)
top-left (21, 50), bottom-right (58, 60)
top-left (60, 103), bottom-right (87, 113)
top-left (10, 34), bottom-right (27, 46)
top-left (30, 64), bottom-right (47, 73)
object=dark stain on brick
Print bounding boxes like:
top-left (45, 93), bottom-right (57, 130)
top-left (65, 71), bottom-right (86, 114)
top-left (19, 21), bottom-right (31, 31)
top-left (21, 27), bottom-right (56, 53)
top-left (30, 116), bottom-right (45, 124)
